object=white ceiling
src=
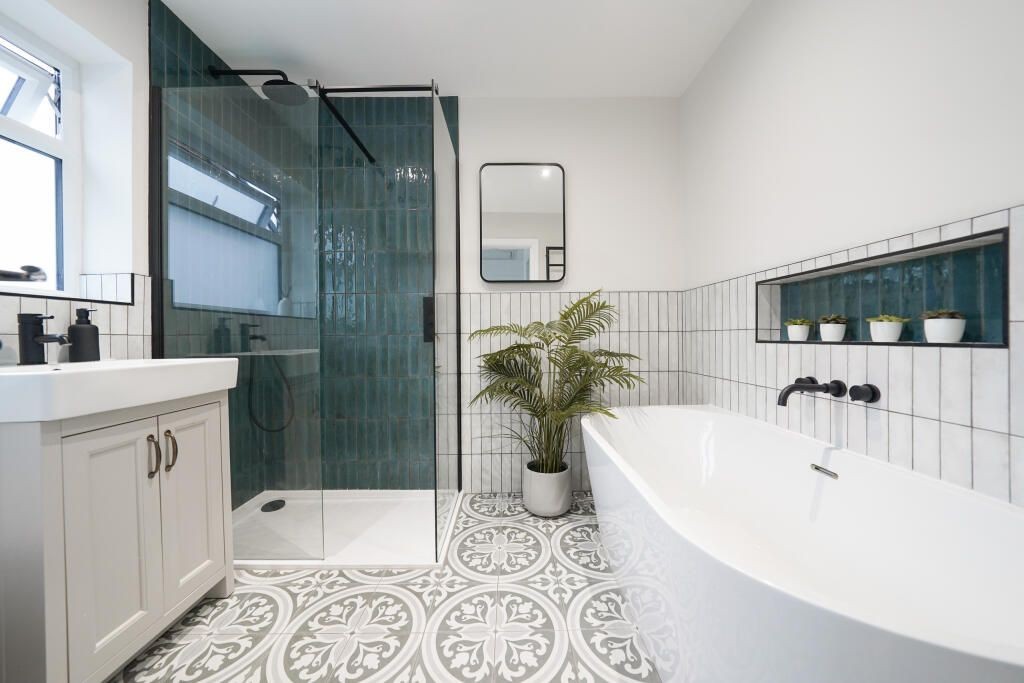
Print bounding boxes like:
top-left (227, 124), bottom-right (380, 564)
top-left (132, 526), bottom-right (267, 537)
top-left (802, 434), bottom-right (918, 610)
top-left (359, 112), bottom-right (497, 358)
top-left (162, 0), bottom-right (752, 97)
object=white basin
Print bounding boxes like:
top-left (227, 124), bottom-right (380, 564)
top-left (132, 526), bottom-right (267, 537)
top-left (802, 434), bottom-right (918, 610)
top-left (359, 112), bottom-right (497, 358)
top-left (0, 358), bottom-right (239, 423)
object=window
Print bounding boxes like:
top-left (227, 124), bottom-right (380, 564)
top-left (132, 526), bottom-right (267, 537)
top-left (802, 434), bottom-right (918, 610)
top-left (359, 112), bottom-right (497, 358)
top-left (0, 28), bottom-right (75, 293)
top-left (166, 143), bottom-right (282, 314)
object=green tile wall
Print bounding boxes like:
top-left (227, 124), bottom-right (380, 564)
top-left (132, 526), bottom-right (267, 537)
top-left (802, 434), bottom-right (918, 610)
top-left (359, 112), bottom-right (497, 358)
top-left (151, 1), bottom-right (321, 509)
top-left (319, 97), bottom-right (439, 490)
top-left (780, 243), bottom-right (1006, 343)
top-left (152, 1), bottom-right (460, 500)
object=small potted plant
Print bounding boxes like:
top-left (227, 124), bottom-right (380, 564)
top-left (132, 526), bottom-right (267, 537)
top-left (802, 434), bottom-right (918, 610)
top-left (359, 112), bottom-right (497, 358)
top-left (922, 309), bottom-right (966, 343)
top-left (818, 314), bottom-right (848, 342)
top-left (470, 291), bottom-right (641, 517)
top-left (785, 318), bottom-right (813, 342)
top-left (866, 314), bottom-right (910, 342)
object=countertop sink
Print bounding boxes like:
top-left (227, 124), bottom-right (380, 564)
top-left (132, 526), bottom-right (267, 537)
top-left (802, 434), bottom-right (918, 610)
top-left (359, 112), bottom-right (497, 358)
top-left (0, 358), bottom-right (239, 423)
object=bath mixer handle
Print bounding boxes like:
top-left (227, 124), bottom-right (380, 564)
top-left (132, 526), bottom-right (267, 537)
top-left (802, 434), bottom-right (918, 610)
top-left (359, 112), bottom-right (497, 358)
top-left (849, 384), bottom-right (881, 403)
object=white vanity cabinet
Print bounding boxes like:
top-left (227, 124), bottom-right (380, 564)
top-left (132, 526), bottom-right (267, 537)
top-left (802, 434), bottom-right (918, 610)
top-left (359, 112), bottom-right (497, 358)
top-left (62, 403), bottom-right (226, 683)
top-left (0, 359), bottom-right (237, 683)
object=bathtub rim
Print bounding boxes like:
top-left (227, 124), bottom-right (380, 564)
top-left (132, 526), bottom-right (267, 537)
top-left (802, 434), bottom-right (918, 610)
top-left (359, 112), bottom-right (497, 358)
top-left (581, 404), bottom-right (1024, 669)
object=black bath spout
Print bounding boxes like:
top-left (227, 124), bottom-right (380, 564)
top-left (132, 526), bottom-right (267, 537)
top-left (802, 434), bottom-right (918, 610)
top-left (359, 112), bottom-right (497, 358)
top-left (777, 376), bottom-right (847, 406)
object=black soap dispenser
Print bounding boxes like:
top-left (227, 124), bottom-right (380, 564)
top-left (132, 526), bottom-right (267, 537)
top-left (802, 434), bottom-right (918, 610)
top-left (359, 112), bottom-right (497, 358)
top-left (213, 317), bottom-right (232, 354)
top-left (68, 308), bottom-right (101, 362)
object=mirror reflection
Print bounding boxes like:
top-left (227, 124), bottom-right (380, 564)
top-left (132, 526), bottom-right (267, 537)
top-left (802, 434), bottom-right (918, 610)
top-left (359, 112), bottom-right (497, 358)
top-left (480, 163), bottom-right (565, 282)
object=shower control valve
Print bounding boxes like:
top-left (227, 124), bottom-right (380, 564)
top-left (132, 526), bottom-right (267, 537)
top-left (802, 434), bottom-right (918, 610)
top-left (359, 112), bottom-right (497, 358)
top-left (849, 384), bottom-right (881, 403)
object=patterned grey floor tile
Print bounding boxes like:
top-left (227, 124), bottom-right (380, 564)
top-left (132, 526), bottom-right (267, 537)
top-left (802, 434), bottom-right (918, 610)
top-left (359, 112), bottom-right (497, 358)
top-left (120, 492), bottom-right (665, 683)
top-left (566, 584), bottom-right (661, 681)
top-left (551, 520), bottom-right (614, 580)
top-left (120, 632), bottom-right (274, 682)
top-left (263, 628), bottom-right (425, 681)
top-left (450, 521), bottom-right (549, 582)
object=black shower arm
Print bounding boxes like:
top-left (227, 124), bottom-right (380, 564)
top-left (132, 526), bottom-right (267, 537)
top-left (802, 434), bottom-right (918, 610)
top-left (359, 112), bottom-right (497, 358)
top-left (208, 67), bottom-right (289, 81)
top-left (315, 87), bottom-right (377, 165)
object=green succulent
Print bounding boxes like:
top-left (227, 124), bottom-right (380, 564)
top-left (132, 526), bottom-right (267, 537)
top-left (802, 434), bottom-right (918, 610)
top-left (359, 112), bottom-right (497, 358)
top-left (785, 318), bottom-right (813, 326)
top-left (921, 309), bottom-right (965, 320)
top-left (818, 314), bottom-right (848, 324)
top-left (470, 291), bottom-right (642, 474)
top-left (866, 314), bottom-right (910, 323)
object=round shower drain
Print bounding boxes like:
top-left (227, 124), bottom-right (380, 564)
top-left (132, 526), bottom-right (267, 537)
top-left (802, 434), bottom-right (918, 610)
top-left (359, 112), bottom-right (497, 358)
top-left (261, 499), bottom-right (286, 512)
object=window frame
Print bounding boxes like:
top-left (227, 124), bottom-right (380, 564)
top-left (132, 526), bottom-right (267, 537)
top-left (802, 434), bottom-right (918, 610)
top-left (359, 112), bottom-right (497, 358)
top-left (0, 19), bottom-right (81, 298)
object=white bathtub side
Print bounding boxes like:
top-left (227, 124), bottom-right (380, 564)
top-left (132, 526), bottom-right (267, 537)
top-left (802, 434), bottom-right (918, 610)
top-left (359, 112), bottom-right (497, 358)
top-left (582, 411), bottom-right (1024, 683)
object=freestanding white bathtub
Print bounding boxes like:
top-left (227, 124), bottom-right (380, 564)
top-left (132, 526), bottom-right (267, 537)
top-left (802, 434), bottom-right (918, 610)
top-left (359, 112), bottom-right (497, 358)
top-left (581, 405), bottom-right (1024, 683)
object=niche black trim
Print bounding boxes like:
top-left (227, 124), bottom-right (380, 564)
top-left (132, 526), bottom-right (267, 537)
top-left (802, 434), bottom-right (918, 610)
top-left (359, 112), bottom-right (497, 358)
top-left (753, 226), bottom-right (1010, 349)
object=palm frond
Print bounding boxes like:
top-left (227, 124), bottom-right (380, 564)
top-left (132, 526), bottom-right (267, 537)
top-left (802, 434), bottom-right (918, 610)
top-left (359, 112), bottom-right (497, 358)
top-left (470, 291), bottom-right (641, 472)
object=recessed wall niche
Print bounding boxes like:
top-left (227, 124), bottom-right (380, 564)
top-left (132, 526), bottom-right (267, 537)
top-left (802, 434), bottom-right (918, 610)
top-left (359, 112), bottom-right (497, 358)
top-left (756, 228), bottom-right (1008, 347)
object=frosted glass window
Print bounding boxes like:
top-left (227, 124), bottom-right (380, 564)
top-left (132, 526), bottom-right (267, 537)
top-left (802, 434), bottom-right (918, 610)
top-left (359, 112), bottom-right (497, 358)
top-left (167, 205), bottom-right (279, 313)
top-left (0, 136), bottom-right (59, 286)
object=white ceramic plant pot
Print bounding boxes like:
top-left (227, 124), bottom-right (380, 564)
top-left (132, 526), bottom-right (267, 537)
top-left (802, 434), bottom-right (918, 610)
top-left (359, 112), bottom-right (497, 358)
top-left (819, 323), bottom-right (847, 342)
top-left (870, 321), bottom-right (904, 343)
top-left (924, 318), bottom-right (966, 343)
top-left (787, 325), bottom-right (811, 342)
top-left (522, 461), bottom-right (571, 517)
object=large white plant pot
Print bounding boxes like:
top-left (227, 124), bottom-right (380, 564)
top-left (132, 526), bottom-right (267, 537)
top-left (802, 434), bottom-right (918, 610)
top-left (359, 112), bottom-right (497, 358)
top-left (870, 321), bottom-right (904, 343)
top-left (924, 318), bottom-right (966, 343)
top-left (523, 462), bottom-right (571, 517)
top-left (819, 323), bottom-right (847, 342)
top-left (786, 325), bottom-right (810, 342)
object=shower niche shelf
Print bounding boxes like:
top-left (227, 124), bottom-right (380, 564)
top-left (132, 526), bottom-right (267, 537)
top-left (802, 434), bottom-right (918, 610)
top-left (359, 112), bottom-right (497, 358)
top-left (755, 228), bottom-right (1008, 348)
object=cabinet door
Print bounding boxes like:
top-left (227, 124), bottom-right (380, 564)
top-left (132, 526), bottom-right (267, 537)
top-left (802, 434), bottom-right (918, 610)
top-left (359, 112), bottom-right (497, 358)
top-left (62, 418), bottom-right (163, 683)
top-left (158, 403), bottom-right (225, 611)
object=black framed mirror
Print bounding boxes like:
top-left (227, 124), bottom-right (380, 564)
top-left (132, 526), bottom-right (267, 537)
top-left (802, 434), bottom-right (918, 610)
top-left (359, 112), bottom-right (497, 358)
top-left (479, 163), bottom-right (565, 282)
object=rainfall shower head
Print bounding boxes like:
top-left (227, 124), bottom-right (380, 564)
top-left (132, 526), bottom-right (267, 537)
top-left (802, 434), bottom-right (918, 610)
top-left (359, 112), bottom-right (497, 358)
top-left (207, 67), bottom-right (308, 106)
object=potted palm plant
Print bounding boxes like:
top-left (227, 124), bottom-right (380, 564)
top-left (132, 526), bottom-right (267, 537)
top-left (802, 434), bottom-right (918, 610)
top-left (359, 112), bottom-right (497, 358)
top-left (470, 291), bottom-right (642, 517)
top-left (922, 309), bottom-right (966, 343)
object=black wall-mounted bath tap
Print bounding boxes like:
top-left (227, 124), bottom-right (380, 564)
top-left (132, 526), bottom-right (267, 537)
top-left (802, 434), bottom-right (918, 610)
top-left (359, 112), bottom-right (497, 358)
top-left (17, 313), bottom-right (70, 365)
top-left (777, 376), bottom-right (847, 406)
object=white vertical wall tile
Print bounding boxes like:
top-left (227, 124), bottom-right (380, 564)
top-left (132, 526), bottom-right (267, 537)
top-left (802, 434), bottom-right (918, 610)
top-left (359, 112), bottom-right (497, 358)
top-left (940, 348), bottom-right (972, 426)
top-left (940, 422), bottom-right (973, 489)
top-left (1012, 436), bottom-right (1024, 506)
top-left (972, 349), bottom-right (1009, 433)
top-left (889, 413), bottom-right (913, 469)
top-left (1011, 207), bottom-right (1024, 321)
top-left (866, 408), bottom-right (889, 461)
top-left (1011, 322), bottom-right (1024, 436)
top-left (847, 404), bottom-right (867, 455)
top-left (911, 348), bottom-right (940, 419)
top-left (865, 346), bottom-right (889, 410)
top-left (973, 430), bottom-right (1010, 501)
top-left (887, 347), bottom-right (913, 414)
top-left (940, 219), bottom-right (971, 241)
top-left (972, 209), bottom-right (1009, 233)
top-left (913, 417), bottom-right (941, 477)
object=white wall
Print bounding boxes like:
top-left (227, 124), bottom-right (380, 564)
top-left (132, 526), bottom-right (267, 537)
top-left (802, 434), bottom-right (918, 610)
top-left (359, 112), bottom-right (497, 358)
top-left (677, 0), bottom-right (1024, 289)
top-left (0, 0), bottom-right (149, 275)
top-left (459, 97), bottom-right (683, 292)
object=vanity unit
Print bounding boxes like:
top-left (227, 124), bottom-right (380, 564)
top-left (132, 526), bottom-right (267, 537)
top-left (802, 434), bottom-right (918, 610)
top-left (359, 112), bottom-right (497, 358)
top-left (0, 359), bottom-right (238, 683)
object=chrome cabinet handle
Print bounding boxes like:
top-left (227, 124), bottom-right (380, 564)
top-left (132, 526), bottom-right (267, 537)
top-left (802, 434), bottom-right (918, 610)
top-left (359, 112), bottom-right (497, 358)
top-left (147, 434), bottom-right (162, 479)
top-left (164, 430), bottom-right (179, 472)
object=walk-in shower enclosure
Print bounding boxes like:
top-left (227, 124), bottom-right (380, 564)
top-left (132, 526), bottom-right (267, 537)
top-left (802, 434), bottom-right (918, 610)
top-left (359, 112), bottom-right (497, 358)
top-left (152, 81), bottom-right (459, 565)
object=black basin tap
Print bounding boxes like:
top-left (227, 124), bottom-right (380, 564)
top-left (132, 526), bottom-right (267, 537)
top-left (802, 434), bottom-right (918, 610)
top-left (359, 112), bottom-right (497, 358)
top-left (777, 376), bottom-right (847, 406)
